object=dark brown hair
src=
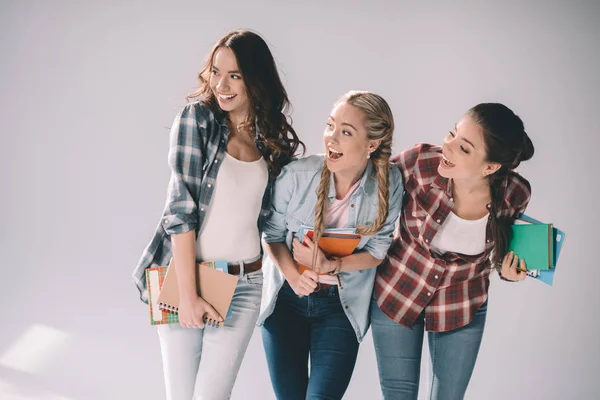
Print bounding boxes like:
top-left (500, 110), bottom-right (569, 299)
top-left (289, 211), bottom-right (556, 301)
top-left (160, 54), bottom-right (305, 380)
top-left (187, 30), bottom-right (304, 175)
top-left (469, 103), bottom-right (535, 264)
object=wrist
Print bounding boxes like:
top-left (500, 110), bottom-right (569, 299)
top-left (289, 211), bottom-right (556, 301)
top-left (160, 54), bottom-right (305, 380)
top-left (328, 257), bottom-right (343, 275)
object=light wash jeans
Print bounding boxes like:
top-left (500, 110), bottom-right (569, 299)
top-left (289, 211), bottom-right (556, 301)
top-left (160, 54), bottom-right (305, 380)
top-left (370, 293), bottom-right (488, 400)
top-left (157, 269), bottom-right (263, 400)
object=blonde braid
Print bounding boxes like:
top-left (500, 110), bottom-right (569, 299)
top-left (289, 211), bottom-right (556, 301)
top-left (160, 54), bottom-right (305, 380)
top-left (311, 159), bottom-right (331, 271)
top-left (310, 90), bottom-right (395, 270)
top-left (356, 136), bottom-right (392, 236)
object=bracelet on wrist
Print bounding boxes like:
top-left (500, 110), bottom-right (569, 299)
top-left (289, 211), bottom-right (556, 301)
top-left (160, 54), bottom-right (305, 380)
top-left (328, 257), bottom-right (342, 276)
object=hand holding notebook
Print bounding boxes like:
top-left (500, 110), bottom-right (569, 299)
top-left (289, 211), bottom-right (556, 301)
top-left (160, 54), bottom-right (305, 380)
top-left (145, 259), bottom-right (238, 326)
top-left (294, 226), bottom-right (361, 275)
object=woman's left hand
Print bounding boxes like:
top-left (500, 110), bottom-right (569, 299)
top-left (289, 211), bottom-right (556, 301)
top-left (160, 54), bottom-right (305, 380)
top-left (292, 235), bottom-right (330, 273)
top-left (500, 251), bottom-right (527, 282)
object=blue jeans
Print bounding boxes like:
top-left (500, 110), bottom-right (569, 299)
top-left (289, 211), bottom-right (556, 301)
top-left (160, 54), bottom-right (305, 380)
top-left (157, 270), bottom-right (263, 400)
top-left (370, 294), bottom-right (488, 400)
top-left (261, 281), bottom-right (360, 400)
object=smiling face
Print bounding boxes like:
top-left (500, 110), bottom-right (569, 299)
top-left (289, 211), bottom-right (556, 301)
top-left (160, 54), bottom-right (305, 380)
top-left (324, 101), bottom-right (379, 176)
top-left (438, 114), bottom-right (501, 181)
top-left (209, 47), bottom-right (250, 117)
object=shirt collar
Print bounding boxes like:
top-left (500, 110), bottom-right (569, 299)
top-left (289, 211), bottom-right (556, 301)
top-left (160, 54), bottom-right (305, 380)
top-left (327, 161), bottom-right (375, 201)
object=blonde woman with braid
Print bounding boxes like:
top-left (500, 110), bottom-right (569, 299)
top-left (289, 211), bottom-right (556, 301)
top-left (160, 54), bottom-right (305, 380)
top-left (257, 91), bottom-right (403, 400)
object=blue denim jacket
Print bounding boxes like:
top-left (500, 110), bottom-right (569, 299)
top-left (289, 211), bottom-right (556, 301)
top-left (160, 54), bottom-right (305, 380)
top-left (257, 155), bottom-right (403, 341)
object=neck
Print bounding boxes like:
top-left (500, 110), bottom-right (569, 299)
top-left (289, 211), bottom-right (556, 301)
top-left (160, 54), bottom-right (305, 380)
top-left (333, 162), bottom-right (368, 199)
top-left (227, 108), bottom-right (249, 131)
top-left (451, 176), bottom-right (490, 200)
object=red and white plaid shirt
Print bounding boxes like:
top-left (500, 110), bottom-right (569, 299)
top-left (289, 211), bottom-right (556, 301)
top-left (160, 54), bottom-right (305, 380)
top-left (375, 143), bottom-right (531, 332)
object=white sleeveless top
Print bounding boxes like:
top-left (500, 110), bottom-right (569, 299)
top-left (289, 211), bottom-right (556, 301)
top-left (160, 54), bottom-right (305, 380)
top-left (196, 152), bottom-right (268, 262)
top-left (429, 211), bottom-right (489, 256)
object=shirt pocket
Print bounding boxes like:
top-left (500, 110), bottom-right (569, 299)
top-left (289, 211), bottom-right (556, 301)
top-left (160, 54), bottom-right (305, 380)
top-left (404, 197), bottom-right (429, 239)
top-left (286, 201), bottom-right (313, 236)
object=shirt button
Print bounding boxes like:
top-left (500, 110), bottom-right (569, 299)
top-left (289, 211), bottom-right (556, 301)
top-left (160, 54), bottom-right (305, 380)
top-left (351, 204), bottom-right (355, 208)
top-left (434, 275), bottom-right (439, 279)
top-left (207, 184), bottom-right (212, 188)
top-left (200, 207), bottom-right (205, 212)
top-left (163, 218), bottom-right (169, 223)
top-left (436, 219), bottom-right (441, 223)
top-left (412, 212), bottom-right (416, 217)
top-left (214, 159), bottom-right (218, 163)
top-left (487, 239), bottom-right (490, 243)
top-left (425, 239), bottom-right (429, 243)
top-left (344, 305), bottom-right (349, 310)
top-left (427, 292), bottom-right (431, 296)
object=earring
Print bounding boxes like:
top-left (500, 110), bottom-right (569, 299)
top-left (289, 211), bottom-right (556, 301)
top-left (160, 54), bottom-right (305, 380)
top-left (367, 151), bottom-right (372, 159)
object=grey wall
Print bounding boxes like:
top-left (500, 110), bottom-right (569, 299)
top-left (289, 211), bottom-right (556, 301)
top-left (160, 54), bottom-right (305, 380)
top-left (1, 0), bottom-right (598, 399)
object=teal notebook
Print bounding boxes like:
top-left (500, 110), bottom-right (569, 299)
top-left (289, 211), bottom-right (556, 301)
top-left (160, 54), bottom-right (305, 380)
top-left (508, 223), bottom-right (554, 270)
top-left (517, 214), bottom-right (566, 286)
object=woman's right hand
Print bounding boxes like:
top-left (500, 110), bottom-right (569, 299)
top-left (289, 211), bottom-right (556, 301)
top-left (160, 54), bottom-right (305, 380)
top-left (288, 270), bottom-right (319, 297)
top-left (178, 296), bottom-right (223, 329)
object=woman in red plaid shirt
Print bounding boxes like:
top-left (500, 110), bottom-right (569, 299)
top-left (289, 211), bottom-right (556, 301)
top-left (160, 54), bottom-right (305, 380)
top-left (371, 103), bottom-right (535, 399)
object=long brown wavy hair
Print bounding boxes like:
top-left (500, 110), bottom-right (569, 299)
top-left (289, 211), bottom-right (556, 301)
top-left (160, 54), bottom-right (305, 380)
top-left (311, 91), bottom-right (395, 268)
top-left (187, 30), bottom-right (304, 175)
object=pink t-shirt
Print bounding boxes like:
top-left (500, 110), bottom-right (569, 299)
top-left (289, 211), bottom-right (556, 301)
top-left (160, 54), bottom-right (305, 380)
top-left (325, 180), bottom-right (361, 228)
top-left (319, 179), bottom-right (361, 285)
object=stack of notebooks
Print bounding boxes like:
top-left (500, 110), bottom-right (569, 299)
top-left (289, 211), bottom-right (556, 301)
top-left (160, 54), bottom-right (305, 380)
top-left (145, 259), bottom-right (238, 326)
top-left (508, 214), bottom-right (566, 286)
top-left (296, 226), bottom-right (361, 281)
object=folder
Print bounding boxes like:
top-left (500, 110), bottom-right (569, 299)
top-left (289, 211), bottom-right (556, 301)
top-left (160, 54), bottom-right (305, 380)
top-left (146, 260), bottom-right (238, 326)
top-left (296, 226), bottom-right (361, 275)
top-left (514, 214), bottom-right (566, 286)
top-left (508, 223), bottom-right (554, 270)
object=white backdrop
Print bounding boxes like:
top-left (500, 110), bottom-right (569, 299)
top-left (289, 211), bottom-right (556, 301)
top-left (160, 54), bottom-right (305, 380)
top-left (1, 1), bottom-right (598, 399)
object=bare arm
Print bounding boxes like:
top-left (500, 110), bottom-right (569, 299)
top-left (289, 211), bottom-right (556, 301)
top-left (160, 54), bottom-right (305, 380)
top-left (172, 231), bottom-right (222, 327)
top-left (292, 236), bottom-right (382, 274)
top-left (171, 230), bottom-right (198, 303)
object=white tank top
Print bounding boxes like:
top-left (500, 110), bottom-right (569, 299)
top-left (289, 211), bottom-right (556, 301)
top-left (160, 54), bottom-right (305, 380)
top-left (429, 211), bottom-right (489, 256)
top-left (196, 152), bottom-right (268, 262)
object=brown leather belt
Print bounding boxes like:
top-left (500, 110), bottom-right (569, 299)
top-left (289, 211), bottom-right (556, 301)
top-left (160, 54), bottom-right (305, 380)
top-left (228, 259), bottom-right (262, 275)
top-left (316, 282), bottom-right (333, 291)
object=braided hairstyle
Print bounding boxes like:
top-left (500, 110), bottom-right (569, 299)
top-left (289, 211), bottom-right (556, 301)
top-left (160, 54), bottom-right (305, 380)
top-left (312, 91), bottom-right (395, 269)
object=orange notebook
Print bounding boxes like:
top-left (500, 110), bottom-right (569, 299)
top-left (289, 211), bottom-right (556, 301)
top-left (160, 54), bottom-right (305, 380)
top-left (297, 229), bottom-right (361, 275)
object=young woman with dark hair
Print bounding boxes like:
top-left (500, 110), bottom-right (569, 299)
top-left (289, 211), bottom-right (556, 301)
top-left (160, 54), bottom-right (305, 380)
top-left (371, 103), bottom-right (535, 400)
top-left (132, 30), bottom-right (303, 400)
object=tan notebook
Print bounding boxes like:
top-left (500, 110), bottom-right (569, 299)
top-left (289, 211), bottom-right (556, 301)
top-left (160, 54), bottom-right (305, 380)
top-left (156, 259), bottom-right (239, 326)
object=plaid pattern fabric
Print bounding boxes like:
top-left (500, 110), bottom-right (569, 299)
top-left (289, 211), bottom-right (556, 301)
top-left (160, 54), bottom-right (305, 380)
top-left (146, 267), bottom-right (179, 325)
top-left (132, 102), bottom-right (274, 303)
top-left (375, 143), bottom-right (531, 332)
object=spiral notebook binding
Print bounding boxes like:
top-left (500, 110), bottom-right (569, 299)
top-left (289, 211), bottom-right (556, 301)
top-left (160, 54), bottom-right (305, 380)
top-left (158, 302), bottom-right (178, 313)
top-left (158, 302), bottom-right (222, 327)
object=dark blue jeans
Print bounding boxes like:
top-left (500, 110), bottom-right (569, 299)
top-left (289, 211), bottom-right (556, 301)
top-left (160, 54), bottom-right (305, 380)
top-left (261, 281), bottom-right (360, 400)
top-left (370, 294), bottom-right (488, 400)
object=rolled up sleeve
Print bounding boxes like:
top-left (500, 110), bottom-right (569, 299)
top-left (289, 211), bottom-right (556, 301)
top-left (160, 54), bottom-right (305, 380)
top-left (361, 164), bottom-right (404, 260)
top-left (262, 164), bottom-right (296, 243)
top-left (161, 104), bottom-right (205, 235)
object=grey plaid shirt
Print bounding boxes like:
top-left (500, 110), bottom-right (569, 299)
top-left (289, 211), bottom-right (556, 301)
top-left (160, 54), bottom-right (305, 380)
top-left (132, 101), bottom-right (275, 303)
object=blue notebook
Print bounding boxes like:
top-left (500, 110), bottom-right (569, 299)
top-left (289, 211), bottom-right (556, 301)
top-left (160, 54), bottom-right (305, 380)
top-left (516, 214), bottom-right (566, 286)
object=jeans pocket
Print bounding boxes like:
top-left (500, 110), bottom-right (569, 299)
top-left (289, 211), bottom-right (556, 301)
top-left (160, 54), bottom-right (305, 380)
top-left (246, 270), bottom-right (264, 286)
